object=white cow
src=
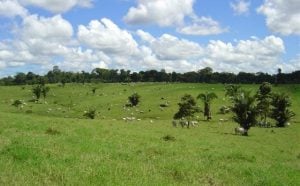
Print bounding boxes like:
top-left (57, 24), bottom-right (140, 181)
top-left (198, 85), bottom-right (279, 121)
top-left (235, 127), bottom-right (248, 136)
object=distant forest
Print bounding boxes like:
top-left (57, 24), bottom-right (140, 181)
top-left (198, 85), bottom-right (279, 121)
top-left (1, 66), bottom-right (300, 85)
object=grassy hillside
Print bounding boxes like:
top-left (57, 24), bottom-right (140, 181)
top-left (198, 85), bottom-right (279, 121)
top-left (0, 83), bottom-right (299, 185)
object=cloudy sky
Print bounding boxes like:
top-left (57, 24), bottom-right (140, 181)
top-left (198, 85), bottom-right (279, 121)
top-left (0, 0), bottom-right (300, 77)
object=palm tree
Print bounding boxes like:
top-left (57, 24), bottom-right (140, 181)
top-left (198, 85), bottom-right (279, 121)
top-left (270, 93), bottom-right (295, 127)
top-left (256, 82), bottom-right (272, 126)
top-left (197, 92), bottom-right (218, 120)
top-left (231, 91), bottom-right (257, 136)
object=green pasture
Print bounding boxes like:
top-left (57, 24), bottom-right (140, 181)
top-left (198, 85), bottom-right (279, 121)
top-left (0, 83), bottom-right (299, 185)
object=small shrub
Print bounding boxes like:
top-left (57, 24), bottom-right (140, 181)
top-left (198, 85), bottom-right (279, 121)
top-left (12, 99), bottom-right (23, 108)
top-left (83, 108), bottom-right (96, 119)
top-left (128, 93), bottom-right (140, 107)
top-left (32, 84), bottom-right (50, 101)
top-left (92, 87), bottom-right (97, 94)
top-left (32, 84), bottom-right (42, 100)
top-left (162, 135), bottom-right (176, 141)
top-left (160, 103), bottom-right (169, 107)
top-left (25, 110), bottom-right (33, 114)
top-left (45, 127), bottom-right (60, 135)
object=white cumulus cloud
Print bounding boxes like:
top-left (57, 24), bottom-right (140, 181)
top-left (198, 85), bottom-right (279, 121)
top-left (150, 34), bottom-right (204, 60)
top-left (204, 35), bottom-right (285, 72)
top-left (0, 17), bottom-right (296, 76)
top-left (19, 0), bottom-right (93, 13)
top-left (0, 14), bottom-right (77, 70)
top-left (124, 0), bottom-right (226, 36)
top-left (257, 0), bottom-right (300, 35)
top-left (78, 18), bottom-right (139, 55)
top-left (19, 14), bottom-right (74, 56)
top-left (0, 0), bottom-right (28, 17)
top-left (230, 0), bottom-right (250, 15)
top-left (124, 0), bottom-right (195, 26)
top-left (177, 16), bottom-right (228, 35)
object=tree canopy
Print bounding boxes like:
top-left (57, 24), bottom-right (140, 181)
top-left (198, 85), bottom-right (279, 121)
top-left (1, 66), bottom-right (300, 85)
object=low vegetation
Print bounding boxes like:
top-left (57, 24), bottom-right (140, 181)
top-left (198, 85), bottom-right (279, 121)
top-left (83, 108), bottom-right (97, 119)
top-left (128, 93), bottom-right (141, 107)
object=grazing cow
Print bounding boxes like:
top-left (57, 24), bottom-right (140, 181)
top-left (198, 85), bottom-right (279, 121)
top-left (173, 119), bottom-right (198, 128)
top-left (235, 127), bottom-right (248, 136)
top-left (179, 120), bottom-right (189, 128)
top-left (190, 120), bottom-right (198, 126)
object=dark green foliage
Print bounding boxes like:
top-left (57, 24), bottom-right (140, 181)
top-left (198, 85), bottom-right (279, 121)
top-left (256, 82), bottom-right (272, 126)
top-left (12, 99), bottom-right (23, 109)
top-left (162, 135), bottom-right (176, 141)
top-left (42, 86), bottom-right (50, 100)
top-left (225, 84), bottom-right (241, 100)
top-left (83, 108), bottom-right (96, 119)
top-left (128, 93), bottom-right (140, 107)
top-left (45, 127), bottom-right (60, 135)
top-left (174, 94), bottom-right (200, 120)
top-left (32, 85), bottom-right (42, 100)
top-left (32, 84), bottom-right (50, 101)
top-left (270, 93), bottom-right (295, 127)
top-left (61, 79), bottom-right (66, 87)
top-left (92, 87), bottom-right (97, 94)
top-left (3, 65), bottom-right (300, 86)
top-left (231, 91), bottom-right (257, 135)
top-left (159, 102), bottom-right (169, 107)
top-left (25, 110), bottom-right (33, 114)
top-left (197, 92), bottom-right (218, 120)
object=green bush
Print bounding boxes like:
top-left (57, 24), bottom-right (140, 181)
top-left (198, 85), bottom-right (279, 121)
top-left (83, 108), bottom-right (97, 119)
top-left (270, 93), bottom-right (295, 127)
top-left (128, 93), bottom-right (140, 107)
top-left (12, 99), bottom-right (23, 109)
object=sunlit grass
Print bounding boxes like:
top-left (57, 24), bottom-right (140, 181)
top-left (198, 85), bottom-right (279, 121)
top-left (0, 83), bottom-right (299, 185)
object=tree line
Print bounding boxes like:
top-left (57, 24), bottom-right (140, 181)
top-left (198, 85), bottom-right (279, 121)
top-left (1, 66), bottom-right (300, 85)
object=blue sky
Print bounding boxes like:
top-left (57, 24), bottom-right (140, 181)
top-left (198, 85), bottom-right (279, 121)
top-left (0, 0), bottom-right (300, 77)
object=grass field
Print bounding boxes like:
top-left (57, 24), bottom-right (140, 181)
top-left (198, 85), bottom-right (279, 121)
top-left (0, 83), bottom-right (299, 185)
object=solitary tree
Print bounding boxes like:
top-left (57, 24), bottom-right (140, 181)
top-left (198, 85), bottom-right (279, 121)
top-left (128, 93), bottom-right (140, 107)
top-left (270, 93), bottom-right (295, 127)
top-left (256, 82), bottom-right (272, 126)
top-left (197, 92), bottom-right (218, 120)
top-left (174, 94), bottom-right (200, 121)
top-left (231, 91), bottom-right (257, 136)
